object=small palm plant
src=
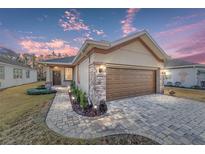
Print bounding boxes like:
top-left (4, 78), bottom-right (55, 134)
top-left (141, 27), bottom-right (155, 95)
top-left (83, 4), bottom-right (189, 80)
top-left (80, 91), bottom-right (88, 110)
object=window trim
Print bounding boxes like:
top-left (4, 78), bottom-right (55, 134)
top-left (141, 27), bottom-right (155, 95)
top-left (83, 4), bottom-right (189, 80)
top-left (64, 67), bottom-right (73, 81)
top-left (0, 65), bottom-right (5, 80)
top-left (13, 68), bottom-right (23, 79)
top-left (26, 70), bottom-right (30, 79)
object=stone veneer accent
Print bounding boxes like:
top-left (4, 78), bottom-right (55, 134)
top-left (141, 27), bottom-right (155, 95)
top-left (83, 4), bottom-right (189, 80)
top-left (160, 69), bottom-right (165, 93)
top-left (89, 64), bottom-right (106, 106)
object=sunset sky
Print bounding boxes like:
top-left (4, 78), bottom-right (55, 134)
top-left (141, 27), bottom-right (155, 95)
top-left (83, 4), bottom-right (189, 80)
top-left (0, 8), bottom-right (205, 63)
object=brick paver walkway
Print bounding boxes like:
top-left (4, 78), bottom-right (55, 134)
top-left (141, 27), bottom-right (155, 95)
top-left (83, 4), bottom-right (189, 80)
top-left (46, 87), bottom-right (205, 144)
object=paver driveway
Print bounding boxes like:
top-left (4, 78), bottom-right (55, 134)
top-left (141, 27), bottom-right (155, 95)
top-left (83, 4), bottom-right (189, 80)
top-left (46, 88), bottom-right (205, 144)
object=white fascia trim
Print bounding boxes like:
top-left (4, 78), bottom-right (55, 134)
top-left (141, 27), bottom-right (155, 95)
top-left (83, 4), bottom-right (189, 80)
top-left (143, 30), bottom-right (169, 59)
top-left (166, 65), bottom-right (205, 69)
top-left (72, 40), bottom-right (110, 63)
top-left (72, 30), bottom-right (168, 64)
top-left (39, 62), bottom-right (73, 65)
top-left (110, 30), bottom-right (146, 47)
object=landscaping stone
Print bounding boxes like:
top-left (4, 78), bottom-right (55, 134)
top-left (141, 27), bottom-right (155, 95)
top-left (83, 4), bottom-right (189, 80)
top-left (46, 87), bottom-right (205, 145)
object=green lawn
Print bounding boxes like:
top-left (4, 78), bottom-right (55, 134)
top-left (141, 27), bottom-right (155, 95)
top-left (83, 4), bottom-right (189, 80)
top-left (0, 82), bottom-right (54, 130)
top-left (0, 82), bottom-right (157, 145)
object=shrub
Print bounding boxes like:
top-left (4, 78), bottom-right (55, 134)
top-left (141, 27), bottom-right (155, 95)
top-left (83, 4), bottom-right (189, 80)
top-left (70, 81), bottom-right (75, 90)
top-left (27, 88), bottom-right (56, 95)
top-left (175, 82), bottom-right (181, 87)
top-left (70, 81), bottom-right (76, 93)
top-left (70, 80), bottom-right (88, 109)
top-left (72, 87), bottom-right (80, 103)
top-left (80, 91), bottom-right (88, 109)
top-left (191, 85), bottom-right (201, 89)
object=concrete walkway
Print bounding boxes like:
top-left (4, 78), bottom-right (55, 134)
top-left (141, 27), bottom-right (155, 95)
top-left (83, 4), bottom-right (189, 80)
top-left (46, 87), bottom-right (205, 144)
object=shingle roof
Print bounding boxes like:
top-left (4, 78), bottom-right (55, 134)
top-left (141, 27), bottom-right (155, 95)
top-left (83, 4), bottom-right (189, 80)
top-left (165, 58), bottom-right (198, 67)
top-left (0, 56), bottom-right (33, 69)
top-left (41, 56), bottom-right (76, 64)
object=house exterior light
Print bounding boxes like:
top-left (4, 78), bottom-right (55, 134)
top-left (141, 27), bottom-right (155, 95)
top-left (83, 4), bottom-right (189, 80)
top-left (162, 70), bottom-right (171, 76)
top-left (71, 96), bottom-right (75, 100)
top-left (99, 65), bottom-right (106, 73)
top-left (53, 66), bottom-right (59, 70)
top-left (94, 105), bottom-right (97, 109)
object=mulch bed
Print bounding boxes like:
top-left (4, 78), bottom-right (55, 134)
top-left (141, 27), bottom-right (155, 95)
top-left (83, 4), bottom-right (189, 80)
top-left (69, 92), bottom-right (107, 117)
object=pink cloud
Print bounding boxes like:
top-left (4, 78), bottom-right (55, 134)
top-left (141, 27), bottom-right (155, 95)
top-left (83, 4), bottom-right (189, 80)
top-left (172, 12), bottom-right (205, 21)
top-left (155, 19), bottom-right (205, 64)
top-left (121, 8), bottom-right (140, 36)
top-left (166, 12), bottom-right (205, 27)
top-left (180, 52), bottom-right (205, 64)
top-left (156, 19), bottom-right (205, 37)
top-left (59, 9), bottom-right (89, 31)
top-left (59, 9), bottom-right (106, 38)
top-left (73, 32), bottom-right (94, 43)
top-left (19, 39), bottom-right (78, 56)
top-left (92, 29), bottom-right (105, 36)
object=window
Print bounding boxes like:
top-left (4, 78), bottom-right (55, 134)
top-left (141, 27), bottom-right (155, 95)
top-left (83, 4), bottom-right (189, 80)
top-left (64, 68), bottom-right (72, 80)
top-left (13, 69), bottom-right (17, 79)
top-left (19, 69), bottom-right (22, 78)
top-left (26, 70), bottom-right (30, 78)
top-left (165, 74), bottom-right (171, 80)
top-left (0, 66), bottom-right (5, 79)
top-left (13, 68), bottom-right (23, 79)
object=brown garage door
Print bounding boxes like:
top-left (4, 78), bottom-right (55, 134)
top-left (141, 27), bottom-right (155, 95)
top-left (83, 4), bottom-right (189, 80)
top-left (106, 67), bottom-right (156, 101)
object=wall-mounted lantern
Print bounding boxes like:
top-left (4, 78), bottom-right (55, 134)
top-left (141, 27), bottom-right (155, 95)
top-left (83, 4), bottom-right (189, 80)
top-left (98, 65), bottom-right (106, 73)
top-left (53, 66), bottom-right (59, 70)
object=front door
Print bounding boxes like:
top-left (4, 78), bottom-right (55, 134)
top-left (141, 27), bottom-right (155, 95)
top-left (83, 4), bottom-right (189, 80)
top-left (53, 71), bottom-right (61, 85)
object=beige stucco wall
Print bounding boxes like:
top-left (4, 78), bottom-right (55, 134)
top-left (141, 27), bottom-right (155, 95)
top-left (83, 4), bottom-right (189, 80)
top-left (75, 58), bottom-right (89, 94)
top-left (73, 66), bottom-right (77, 84)
top-left (93, 39), bottom-right (164, 68)
top-left (92, 39), bottom-right (165, 94)
top-left (0, 62), bottom-right (37, 89)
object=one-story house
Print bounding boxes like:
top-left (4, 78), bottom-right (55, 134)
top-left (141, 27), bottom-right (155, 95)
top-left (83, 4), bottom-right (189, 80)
top-left (40, 30), bottom-right (168, 104)
top-left (163, 59), bottom-right (205, 88)
top-left (0, 56), bottom-right (37, 89)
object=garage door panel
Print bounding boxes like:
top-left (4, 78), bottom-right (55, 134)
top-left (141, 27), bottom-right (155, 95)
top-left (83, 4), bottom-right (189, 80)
top-left (107, 88), bottom-right (155, 94)
top-left (106, 67), bottom-right (156, 101)
top-left (107, 83), bottom-right (155, 90)
top-left (107, 79), bottom-right (155, 85)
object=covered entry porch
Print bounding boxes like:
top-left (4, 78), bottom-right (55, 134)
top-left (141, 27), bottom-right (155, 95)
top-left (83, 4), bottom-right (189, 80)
top-left (46, 64), bottom-right (73, 86)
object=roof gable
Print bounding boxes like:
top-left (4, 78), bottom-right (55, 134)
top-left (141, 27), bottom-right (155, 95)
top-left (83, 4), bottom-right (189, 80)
top-left (73, 30), bottom-right (168, 64)
top-left (40, 30), bottom-right (168, 66)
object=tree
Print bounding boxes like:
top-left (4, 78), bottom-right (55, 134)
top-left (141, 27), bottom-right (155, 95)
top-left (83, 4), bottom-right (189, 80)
top-left (31, 54), bottom-right (36, 68)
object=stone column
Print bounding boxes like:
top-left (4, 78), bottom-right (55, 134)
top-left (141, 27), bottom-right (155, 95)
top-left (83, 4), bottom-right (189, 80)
top-left (46, 67), bottom-right (51, 82)
top-left (156, 69), bottom-right (164, 94)
top-left (159, 69), bottom-right (164, 93)
top-left (89, 64), bottom-right (106, 106)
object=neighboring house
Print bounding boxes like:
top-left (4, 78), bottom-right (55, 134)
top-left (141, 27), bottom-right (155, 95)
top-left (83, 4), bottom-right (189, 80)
top-left (40, 30), bottom-right (168, 104)
top-left (0, 57), bottom-right (37, 89)
top-left (163, 59), bottom-right (205, 88)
